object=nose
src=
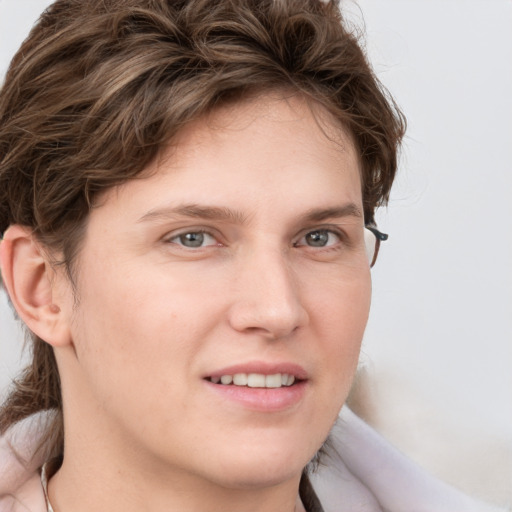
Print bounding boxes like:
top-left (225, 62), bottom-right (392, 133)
top-left (227, 247), bottom-right (309, 340)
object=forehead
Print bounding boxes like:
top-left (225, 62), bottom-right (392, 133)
top-left (96, 92), bottom-right (362, 224)
top-left (164, 91), bottom-right (357, 166)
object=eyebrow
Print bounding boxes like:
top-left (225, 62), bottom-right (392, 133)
top-left (137, 202), bottom-right (363, 225)
top-left (138, 204), bottom-right (248, 224)
top-left (301, 204), bottom-right (363, 222)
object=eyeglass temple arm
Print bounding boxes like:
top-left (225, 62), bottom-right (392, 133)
top-left (365, 225), bottom-right (389, 242)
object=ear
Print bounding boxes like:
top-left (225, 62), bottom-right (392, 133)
top-left (0, 225), bottom-right (72, 347)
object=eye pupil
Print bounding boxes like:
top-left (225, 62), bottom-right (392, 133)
top-left (180, 232), bottom-right (204, 247)
top-left (306, 230), bottom-right (328, 247)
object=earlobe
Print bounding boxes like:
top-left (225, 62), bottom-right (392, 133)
top-left (0, 225), bottom-right (71, 347)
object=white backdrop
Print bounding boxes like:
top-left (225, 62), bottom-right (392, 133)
top-left (0, 0), bottom-right (511, 506)
top-left (351, 1), bottom-right (512, 503)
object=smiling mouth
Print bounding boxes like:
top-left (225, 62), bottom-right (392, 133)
top-left (206, 373), bottom-right (298, 388)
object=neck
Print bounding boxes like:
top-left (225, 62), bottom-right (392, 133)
top-left (48, 462), bottom-right (305, 512)
top-left (48, 411), bottom-right (305, 512)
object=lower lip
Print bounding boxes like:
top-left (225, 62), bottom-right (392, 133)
top-left (204, 380), bottom-right (307, 412)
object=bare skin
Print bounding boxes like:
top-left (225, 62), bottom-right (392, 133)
top-left (1, 93), bottom-right (370, 512)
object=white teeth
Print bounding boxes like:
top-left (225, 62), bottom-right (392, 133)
top-left (265, 374), bottom-right (282, 388)
top-left (213, 373), bottom-right (298, 388)
top-left (233, 373), bottom-right (248, 386)
top-left (220, 375), bottom-right (233, 385)
top-left (247, 373), bottom-right (265, 387)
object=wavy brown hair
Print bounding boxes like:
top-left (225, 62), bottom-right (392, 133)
top-left (0, 0), bottom-right (405, 497)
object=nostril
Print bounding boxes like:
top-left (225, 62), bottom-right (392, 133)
top-left (228, 305), bottom-right (308, 340)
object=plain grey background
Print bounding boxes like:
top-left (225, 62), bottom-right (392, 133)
top-left (1, 0), bottom-right (511, 506)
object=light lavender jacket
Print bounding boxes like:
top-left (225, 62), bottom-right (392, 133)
top-left (0, 407), bottom-right (506, 512)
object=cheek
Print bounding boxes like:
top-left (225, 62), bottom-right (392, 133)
top-left (69, 263), bottom-right (220, 383)
top-left (67, 276), bottom-right (195, 432)
top-left (310, 271), bottom-right (371, 391)
top-left (310, 266), bottom-right (371, 337)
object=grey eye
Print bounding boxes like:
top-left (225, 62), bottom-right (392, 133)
top-left (305, 230), bottom-right (330, 247)
top-left (169, 231), bottom-right (217, 248)
top-left (297, 229), bottom-right (341, 248)
top-left (179, 232), bottom-right (205, 247)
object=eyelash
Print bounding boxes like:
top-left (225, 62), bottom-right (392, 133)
top-left (165, 229), bottom-right (220, 249)
top-left (293, 228), bottom-right (344, 250)
top-left (164, 226), bottom-right (347, 251)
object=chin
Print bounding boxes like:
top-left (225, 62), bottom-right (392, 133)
top-left (212, 462), bottom-right (304, 490)
top-left (202, 439), bottom-right (315, 490)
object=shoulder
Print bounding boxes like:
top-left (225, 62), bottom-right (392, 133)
top-left (0, 412), bottom-right (52, 512)
top-left (311, 406), bottom-right (508, 512)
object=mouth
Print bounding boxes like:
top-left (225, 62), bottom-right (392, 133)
top-left (203, 363), bottom-right (308, 411)
top-left (205, 372), bottom-right (299, 388)
top-left (203, 364), bottom-right (308, 411)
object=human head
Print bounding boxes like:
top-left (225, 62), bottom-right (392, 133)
top-left (0, 0), bottom-right (404, 463)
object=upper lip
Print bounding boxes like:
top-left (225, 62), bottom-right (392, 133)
top-left (205, 362), bottom-right (308, 380)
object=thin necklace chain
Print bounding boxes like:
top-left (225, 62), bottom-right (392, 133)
top-left (41, 464), bottom-right (55, 512)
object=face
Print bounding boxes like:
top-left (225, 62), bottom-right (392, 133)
top-left (56, 93), bottom-right (371, 490)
